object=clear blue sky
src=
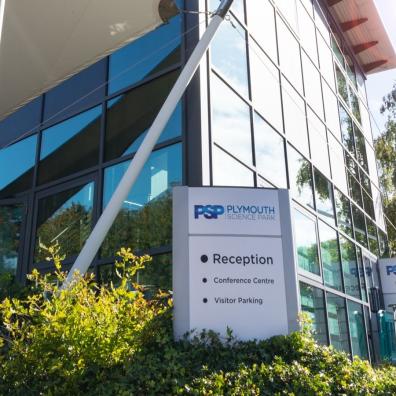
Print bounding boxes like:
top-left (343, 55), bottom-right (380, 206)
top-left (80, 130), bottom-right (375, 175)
top-left (366, 0), bottom-right (396, 138)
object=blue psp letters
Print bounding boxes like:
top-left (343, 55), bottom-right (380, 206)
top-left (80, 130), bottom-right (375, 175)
top-left (194, 205), bottom-right (225, 219)
top-left (386, 265), bottom-right (396, 276)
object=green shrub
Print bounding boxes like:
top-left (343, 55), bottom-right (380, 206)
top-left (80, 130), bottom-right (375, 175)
top-left (1, 246), bottom-right (396, 395)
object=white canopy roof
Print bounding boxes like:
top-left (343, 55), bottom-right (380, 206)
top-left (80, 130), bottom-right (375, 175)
top-left (0, 0), bottom-right (178, 120)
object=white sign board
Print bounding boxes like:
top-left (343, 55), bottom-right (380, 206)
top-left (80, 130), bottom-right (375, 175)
top-left (379, 258), bottom-right (396, 310)
top-left (173, 187), bottom-right (299, 341)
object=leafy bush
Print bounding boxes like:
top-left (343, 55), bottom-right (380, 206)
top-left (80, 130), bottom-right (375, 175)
top-left (1, 246), bottom-right (396, 395)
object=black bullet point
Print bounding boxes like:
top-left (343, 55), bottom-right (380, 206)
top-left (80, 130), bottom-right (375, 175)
top-left (203, 298), bottom-right (208, 303)
top-left (201, 255), bottom-right (208, 263)
top-left (202, 278), bottom-right (207, 283)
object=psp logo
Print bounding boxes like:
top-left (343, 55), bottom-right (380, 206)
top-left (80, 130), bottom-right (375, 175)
top-left (386, 265), bottom-right (396, 276)
top-left (194, 205), bottom-right (225, 219)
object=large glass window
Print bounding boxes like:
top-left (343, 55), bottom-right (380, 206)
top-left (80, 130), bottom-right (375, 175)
top-left (34, 182), bottom-right (94, 263)
top-left (347, 301), bottom-right (369, 360)
top-left (302, 53), bottom-right (323, 118)
top-left (352, 205), bottom-right (368, 248)
top-left (340, 236), bottom-right (360, 299)
top-left (211, 14), bottom-right (249, 96)
top-left (39, 106), bottom-right (101, 185)
top-left (297, 3), bottom-right (317, 64)
top-left (282, 78), bottom-right (309, 156)
top-left (339, 104), bottom-right (354, 154)
top-left (319, 221), bottom-right (342, 292)
top-left (314, 169), bottom-right (335, 224)
top-left (211, 75), bottom-right (252, 165)
top-left (317, 33), bottom-right (335, 89)
top-left (288, 145), bottom-right (314, 209)
top-left (294, 208), bottom-right (320, 276)
top-left (354, 127), bottom-right (368, 172)
top-left (300, 282), bottom-right (328, 344)
top-left (249, 42), bottom-right (283, 132)
top-left (0, 135), bottom-right (37, 199)
top-left (334, 188), bottom-right (353, 238)
top-left (246, 0), bottom-right (278, 63)
top-left (322, 81), bottom-right (341, 138)
top-left (212, 146), bottom-right (254, 187)
top-left (105, 71), bottom-right (180, 162)
top-left (366, 219), bottom-right (379, 256)
top-left (356, 248), bottom-right (368, 302)
top-left (108, 10), bottom-right (181, 94)
top-left (335, 65), bottom-right (349, 105)
top-left (253, 113), bottom-right (287, 187)
top-left (328, 134), bottom-right (348, 194)
top-left (326, 293), bottom-right (350, 354)
top-left (101, 144), bottom-right (181, 257)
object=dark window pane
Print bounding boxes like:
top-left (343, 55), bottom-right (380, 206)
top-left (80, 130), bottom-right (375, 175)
top-left (340, 236), bottom-right (360, 299)
top-left (0, 97), bottom-right (41, 148)
top-left (362, 190), bottom-right (375, 220)
top-left (101, 144), bottom-right (181, 257)
top-left (0, 135), bottom-right (37, 199)
top-left (366, 219), bottom-right (379, 256)
top-left (319, 221), bottom-right (342, 292)
top-left (105, 71), bottom-right (180, 161)
top-left (0, 203), bottom-right (24, 275)
top-left (326, 292), bottom-right (350, 354)
top-left (300, 282), bottom-right (328, 344)
top-left (288, 145), bottom-right (314, 209)
top-left (34, 182), bottom-right (94, 263)
top-left (294, 209), bottom-right (320, 275)
top-left (336, 65), bottom-right (349, 104)
top-left (354, 127), bottom-right (368, 172)
top-left (254, 113), bottom-right (287, 188)
top-left (347, 301), bottom-right (368, 359)
top-left (43, 61), bottom-right (106, 125)
top-left (108, 10), bottom-right (181, 94)
top-left (39, 106), bottom-right (101, 185)
top-left (339, 104), bottom-right (354, 153)
top-left (350, 90), bottom-right (361, 124)
top-left (356, 248), bottom-right (367, 302)
top-left (314, 169), bottom-right (335, 224)
top-left (347, 172), bottom-right (363, 208)
top-left (334, 188), bottom-right (353, 237)
top-left (379, 230), bottom-right (390, 258)
top-left (211, 14), bottom-right (249, 96)
top-left (352, 205), bottom-right (367, 248)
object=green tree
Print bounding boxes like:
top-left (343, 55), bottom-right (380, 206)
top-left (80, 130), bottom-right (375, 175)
top-left (375, 83), bottom-right (396, 253)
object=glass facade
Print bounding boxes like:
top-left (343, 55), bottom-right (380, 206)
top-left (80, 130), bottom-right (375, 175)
top-left (0, 0), bottom-right (389, 363)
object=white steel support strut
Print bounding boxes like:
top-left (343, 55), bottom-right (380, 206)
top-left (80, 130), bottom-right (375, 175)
top-left (62, 0), bottom-right (234, 288)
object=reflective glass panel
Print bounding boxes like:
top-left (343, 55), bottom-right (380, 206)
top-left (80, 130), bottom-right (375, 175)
top-left (294, 209), bottom-right (320, 275)
top-left (336, 65), bottom-right (349, 104)
top-left (253, 113), bottom-right (286, 188)
top-left (0, 135), bottom-right (37, 199)
top-left (247, 0), bottom-right (278, 62)
top-left (339, 236), bottom-right (360, 299)
top-left (282, 78), bottom-right (309, 155)
top-left (326, 292), bottom-right (350, 354)
top-left (366, 219), bottom-right (378, 256)
top-left (249, 42), bottom-right (283, 132)
top-left (105, 71), bottom-right (180, 161)
top-left (354, 127), bottom-right (368, 172)
top-left (317, 34), bottom-right (335, 89)
top-left (108, 10), bottom-right (181, 94)
top-left (297, 3), bottom-right (317, 64)
top-left (211, 14), bottom-right (249, 96)
top-left (300, 282), bottom-right (328, 344)
top-left (339, 104), bottom-right (354, 154)
top-left (314, 4), bottom-right (330, 44)
top-left (314, 169), bottom-right (335, 224)
top-left (39, 106), bottom-right (101, 185)
top-left (288, 145), bottom-right (314, 209)
top-left (211, 0), bottom-right (245, 22)
top-left (302, 53), bottom-right (323, 118)
top-left (347, 301), bottom-right (369, 359)
top-left (322, 81), bottom-right (341, 138)
top-left (211, 74), bottom-right (252, 165)
top-left (356, 248), bottom-right (368, 302)
top-left (328, 134), bottom-right (348, 194)
top-left (101, 144), bottom-right (181, 257)
top-left (319, 221), bottom-right (342, 291)
top-left (212, 146), bottom-right (254, 187)
top-left (352, 205), bottom-right (367, 248)
top-left (379, 230), bottom-right (390, 259)
top-left (35, 182), bottom-right (94, 262)
top-left (350, 89), bottom-right (361, 123)
top-left (0, 203), bottom-right (24, 275)
top-left (334, 188), bottom-right (353, 237)
top-left (274, 0), bottom-right (298, 31)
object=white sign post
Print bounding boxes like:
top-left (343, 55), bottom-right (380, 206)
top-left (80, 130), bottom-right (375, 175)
top-left (173, 186), bottom-right (299, 341)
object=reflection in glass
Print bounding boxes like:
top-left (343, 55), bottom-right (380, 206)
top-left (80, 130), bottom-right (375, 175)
top-left (326, 292), bottom-right (350, 354)
top-left (339, 104), bottom-right (354, 154)
top-left (0, 204), bottom-right (24, 275)
top-left (108, 8), bottom-right (181, 94)
top-left (340, 236), bottom-right (360, 299)
top-left (362, 190), bottom-right (375, 220)
top-left (288, 145), bottom-right (314, 209)
top-left (298, 3), bottom-right (317, 64)
top-left (350, 90), bottom-right (361, 123)
top-left (317, 34), bottom-right (335, 89)
top-left (211, 74), bottom-right (252, 165)
top-left (211, 14), bottom-right (249, 96)
top-left (366, 220), bottom-right (378, 256)
top-left (294, 209), bottom-right (320, 275)
top-left (347, 300), bottom-right (369, 359)
top-left (319, 221), bottom-right (342, 291)
top-left (39, 106), bottom-right (101, 185)
top-left (314, 169), bottom-right (335, 224)
top-left (253, 113), bottom-right (286, 187)
top-left (0, 135), bottom-right (37, 199)
top-left (282, 78), bottom-right (309, 155)
top-left (322, 81), bottom-right (341, 138)
top-left (352, 205), bottom-right (367, 248)
top-left (212, 146), bottom-right (254, 187)
top-left (336, 65), bottom-right (349, 104)
top-left (300, 282), bottom-right (328, 344)
top-left (101, 144), bottom-right (181, 257)
top-left (356, 248), bottom-right (367, 302)
top-left (334, 188), bottom-right (353, 237)
top-left (302, 54), bottom-right (323, 117)
top-left (354, 127), bottom-right (368, 172)
top-left (249, 42), bottom-right (283, 132)
top-left (105, 71), bottom-right (180, 161)
top-left (378, 230), bottom-right (389, 259)
top-left (35, 183), bottom-right (94, 262)
top-left (328, 134), bottom-right (348, 194)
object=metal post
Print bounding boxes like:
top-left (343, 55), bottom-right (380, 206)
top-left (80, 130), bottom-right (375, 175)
top-left (62, 0), bottom-right (234, 288)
